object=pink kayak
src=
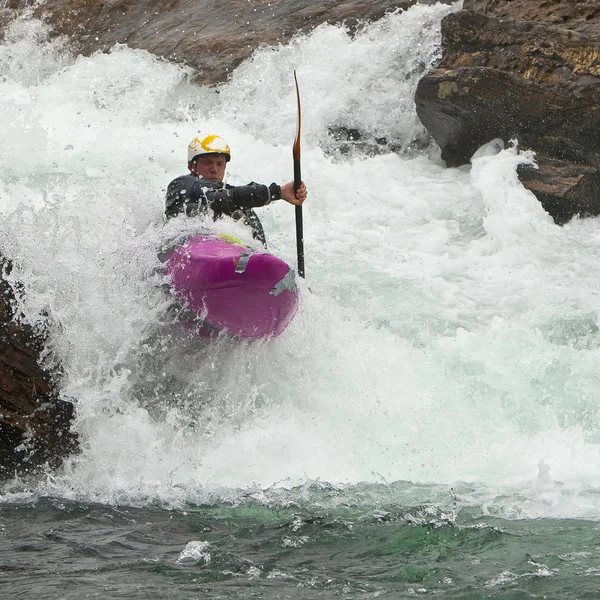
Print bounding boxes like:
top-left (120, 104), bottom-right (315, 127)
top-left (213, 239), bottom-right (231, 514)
top-left (164, 234), bottom-right (299, 339)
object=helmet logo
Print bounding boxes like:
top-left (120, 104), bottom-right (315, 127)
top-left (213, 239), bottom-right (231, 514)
top-left (200, 135), bottom-right (229, 154)
top-left (188, 134), bottom-right (231, 162)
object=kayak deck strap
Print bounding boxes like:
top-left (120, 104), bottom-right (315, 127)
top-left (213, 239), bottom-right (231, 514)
top-left (235, 253), bottom-right (251, 274)
top-left (270, 268), bottom-right (297, 297)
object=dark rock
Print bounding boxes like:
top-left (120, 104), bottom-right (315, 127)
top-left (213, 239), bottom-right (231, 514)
top-left (463, 0), bottom-right (600, 37)
top-left (328, 126), bottom-right (409, 157)
top-left (0, 257), bottom-right (78, 479)
top-left (518, 155), bottom-right (600, 225)
top-left (415, 1), bottom-right (600, 223)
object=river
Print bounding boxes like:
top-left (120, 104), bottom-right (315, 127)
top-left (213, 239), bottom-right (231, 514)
top-left (2, 4), bottom-right (600, 598)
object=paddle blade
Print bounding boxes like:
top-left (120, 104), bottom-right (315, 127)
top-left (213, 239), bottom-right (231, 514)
top-left (292, 70), bottom-right (304, 278)
top-left (293, 70), bottom-right (301, 163)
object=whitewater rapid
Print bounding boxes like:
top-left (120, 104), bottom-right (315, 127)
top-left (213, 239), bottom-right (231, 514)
top-left (2, 4), bottom-right (600, 518)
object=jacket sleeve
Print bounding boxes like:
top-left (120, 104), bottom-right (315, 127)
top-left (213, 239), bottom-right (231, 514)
top-left (165, 177), bottom-right (282, 219)
top-left (209, 182), bottom-right (281, 217)
top-left (165, 176), bottom-right (197, 218)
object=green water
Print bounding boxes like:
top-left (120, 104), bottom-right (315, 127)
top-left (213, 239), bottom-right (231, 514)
top-left (3, 486), bottom-right (600, 599)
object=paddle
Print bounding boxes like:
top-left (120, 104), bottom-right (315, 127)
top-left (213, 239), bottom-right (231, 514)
top-left (293, 70), bottom-right (305, 279)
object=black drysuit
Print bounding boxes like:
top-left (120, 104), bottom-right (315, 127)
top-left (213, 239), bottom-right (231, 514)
top-left (165, 175), bottom-right (282, 246)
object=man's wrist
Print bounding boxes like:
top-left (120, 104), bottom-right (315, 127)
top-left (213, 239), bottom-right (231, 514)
top-left (269, 183), bottom-right (282, 201)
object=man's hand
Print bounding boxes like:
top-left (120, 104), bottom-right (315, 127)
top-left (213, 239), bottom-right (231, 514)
top-left (281, 181), bottom-right (307, 205)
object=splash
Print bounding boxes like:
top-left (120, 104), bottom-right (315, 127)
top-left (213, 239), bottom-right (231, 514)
top-left (2, 6), bottom-right (600, 519)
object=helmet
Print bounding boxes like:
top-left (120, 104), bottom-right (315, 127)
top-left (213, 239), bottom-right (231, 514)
top-left (187, 134), bottom-right (231, 163)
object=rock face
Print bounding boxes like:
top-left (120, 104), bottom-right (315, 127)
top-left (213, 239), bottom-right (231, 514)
top-left (415, 0), bottom-right (600, 224)
top-left (0, 258), bottom-right (78, 479)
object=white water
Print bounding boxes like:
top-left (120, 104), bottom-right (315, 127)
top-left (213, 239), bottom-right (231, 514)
top-left (2, 5), bottom-right (600, 518)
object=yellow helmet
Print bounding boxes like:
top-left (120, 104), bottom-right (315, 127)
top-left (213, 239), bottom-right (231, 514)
top-left (187, 134), bottom-right (231, 163)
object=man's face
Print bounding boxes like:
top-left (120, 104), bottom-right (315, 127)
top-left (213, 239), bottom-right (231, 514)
top-left (190, 154), bottom-right (227, 183)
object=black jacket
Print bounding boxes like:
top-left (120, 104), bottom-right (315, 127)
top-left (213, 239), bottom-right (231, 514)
top-left (165, 175), bottom-right (282, 246)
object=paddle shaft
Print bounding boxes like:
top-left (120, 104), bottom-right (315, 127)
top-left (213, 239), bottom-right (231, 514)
top-left (293, 71), bottom-right (305, 278)
top-left (294, 162), bottom-right (305, 279)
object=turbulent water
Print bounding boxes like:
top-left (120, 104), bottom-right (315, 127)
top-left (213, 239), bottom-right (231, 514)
top-left (2, 3), bottom-right (600, 598)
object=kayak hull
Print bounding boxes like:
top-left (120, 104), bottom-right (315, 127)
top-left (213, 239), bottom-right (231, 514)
top-left (164, 234), bottom-right (299, 339)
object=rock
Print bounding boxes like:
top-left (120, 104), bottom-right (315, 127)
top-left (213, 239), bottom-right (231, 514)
top-left (464, 0), bottom-right (600, 36)
top-left (0, 257), bottom-right (78, 479)
top-left (517, 154), bottom-right (600, 225)
top-left (415, 1), bottom-right (600, 223)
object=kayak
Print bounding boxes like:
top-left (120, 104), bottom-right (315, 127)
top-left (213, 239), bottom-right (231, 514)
top-left (164, 233), bottom-right (299, 339)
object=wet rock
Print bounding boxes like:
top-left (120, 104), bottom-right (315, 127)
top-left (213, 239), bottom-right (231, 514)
top-left (518, 155), bottom-right (600, 225)
top-left (0, 257), bottom-right (78, 479)
top-left (464, 0), bottom-right (600, 36)
top-left (415, 1), bottom-right (600, 223)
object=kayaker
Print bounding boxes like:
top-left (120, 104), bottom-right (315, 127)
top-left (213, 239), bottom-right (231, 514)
top-left (165, 134), bottom-right (308, 245)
